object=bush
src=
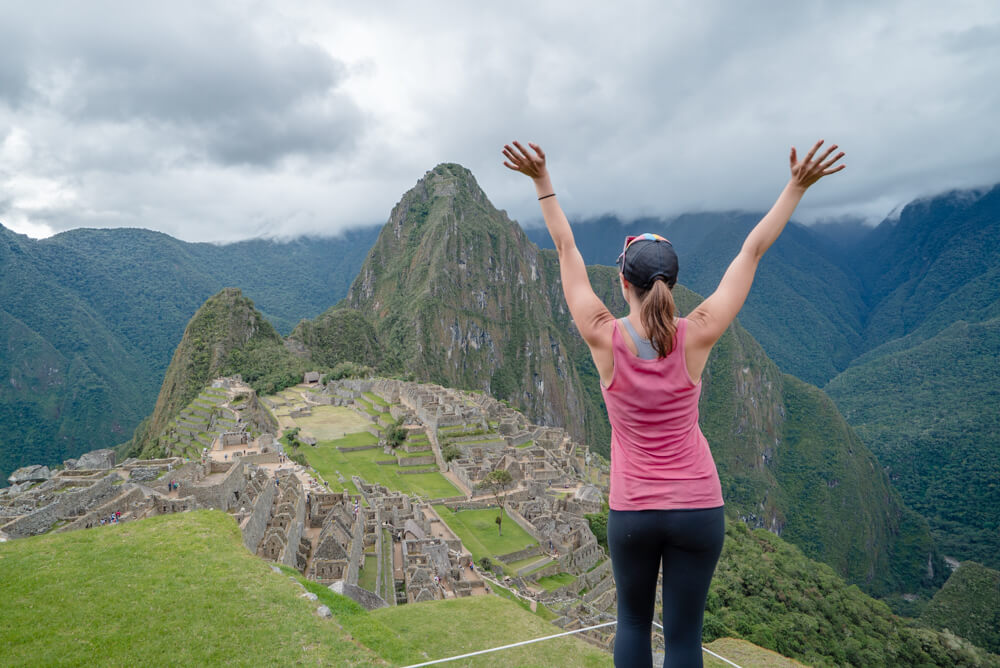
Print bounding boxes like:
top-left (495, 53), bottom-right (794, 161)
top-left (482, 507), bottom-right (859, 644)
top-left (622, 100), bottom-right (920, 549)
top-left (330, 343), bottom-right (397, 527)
top-left (441, 446), bottom-right (461, 462)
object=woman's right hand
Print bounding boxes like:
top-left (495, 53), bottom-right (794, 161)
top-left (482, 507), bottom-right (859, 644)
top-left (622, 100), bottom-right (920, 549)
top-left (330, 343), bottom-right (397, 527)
top-left (789, 140), bottom-right (845, 190)
top-left (502, 141), bottom-right (549, 181)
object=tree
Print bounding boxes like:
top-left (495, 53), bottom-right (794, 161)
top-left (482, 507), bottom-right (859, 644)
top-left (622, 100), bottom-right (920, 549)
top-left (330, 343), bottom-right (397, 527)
top-left (484, 469), bottom-right (513, 536)
top-left (441, 445), bottom-right (461, 462)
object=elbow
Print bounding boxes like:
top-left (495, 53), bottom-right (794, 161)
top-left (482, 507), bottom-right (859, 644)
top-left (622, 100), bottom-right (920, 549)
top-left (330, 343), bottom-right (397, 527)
top-left (554, 236), bottom-right (577, 257)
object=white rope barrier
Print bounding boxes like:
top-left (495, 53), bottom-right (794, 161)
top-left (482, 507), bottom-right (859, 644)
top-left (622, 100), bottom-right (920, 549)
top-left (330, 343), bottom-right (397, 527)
top-left (399, 620), bottom-right (618, 667)
top-left (398, 618), bottom-right (744, 668)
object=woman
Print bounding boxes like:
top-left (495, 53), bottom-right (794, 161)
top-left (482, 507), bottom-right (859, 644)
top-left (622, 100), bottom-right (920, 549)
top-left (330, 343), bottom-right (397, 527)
top-left (503, 139), bottom-right (844, 667)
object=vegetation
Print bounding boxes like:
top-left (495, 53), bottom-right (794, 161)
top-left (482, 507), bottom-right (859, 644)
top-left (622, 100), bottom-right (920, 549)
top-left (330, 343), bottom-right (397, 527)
top-left (433, 505), bottom-right (537, 568)
top-left (0, 224), bottom-right (378, 482)
top-left (703, 520), bottom-right (998, 667)
top-left (0, 509), bottom-right (611, 667)
top-left (484, 469), bottom-right (514, 536)
top-left (299, 432), bottom-right (460, 499)
top-left (0, 511), bottom-right (380, 666)
top-left (441, 445), bottom-right (461, 462)
top-left (919, 562), bottom-right (1000, 653)
top-left (826, 318), bottom-right (1000, 568)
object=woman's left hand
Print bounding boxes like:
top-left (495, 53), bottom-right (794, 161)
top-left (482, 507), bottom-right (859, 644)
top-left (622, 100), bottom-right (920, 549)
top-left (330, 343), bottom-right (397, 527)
top-left (502, 141), bottom-right (548, 180)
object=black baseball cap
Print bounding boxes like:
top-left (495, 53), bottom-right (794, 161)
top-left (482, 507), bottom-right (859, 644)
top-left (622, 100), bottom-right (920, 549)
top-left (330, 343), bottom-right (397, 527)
top-left (616, 233), bottom-right (678, 290)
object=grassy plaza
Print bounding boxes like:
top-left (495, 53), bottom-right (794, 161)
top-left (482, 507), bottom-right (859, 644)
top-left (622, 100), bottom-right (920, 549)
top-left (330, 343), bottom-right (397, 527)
top-left (301, 433), bottom-right (460, 499)
top-left (432, 504), bottom-right (538, 565)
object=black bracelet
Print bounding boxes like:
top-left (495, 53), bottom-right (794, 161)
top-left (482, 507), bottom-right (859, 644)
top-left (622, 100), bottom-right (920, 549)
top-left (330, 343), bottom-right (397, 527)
top-left (538, 193), bottom-right (556, 200)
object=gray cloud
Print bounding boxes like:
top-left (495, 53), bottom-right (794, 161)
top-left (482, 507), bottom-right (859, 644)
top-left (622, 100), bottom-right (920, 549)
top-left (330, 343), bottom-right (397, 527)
top-left (1, 1), bottom-right (998, 241)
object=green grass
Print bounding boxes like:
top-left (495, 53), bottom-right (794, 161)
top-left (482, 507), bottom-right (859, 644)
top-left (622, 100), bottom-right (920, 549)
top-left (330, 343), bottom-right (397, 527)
top-left (536, 572), bottom-right (577, 591)
top-left (506, 555), bottom-right (544, 571)
top-left (301, 434), bottom-right (459, 499)
top-left (380, 528), bottom-right (394, 601)
top-left (0, 512), bottom-right (380, 666)
top-left (371, 595), bottom-right (610, 667)
top-left (516, 440), bottom-right (535, 449)
top-left (433, 505), bottom-right (538, 566)
top-left (363, 391), bottom-right (390, 407)
top-left (357, 554), bottom-right (379, 595)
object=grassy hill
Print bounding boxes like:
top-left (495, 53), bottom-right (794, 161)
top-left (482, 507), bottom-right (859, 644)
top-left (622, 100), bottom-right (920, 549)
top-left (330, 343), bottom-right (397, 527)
top-left (0, 510), bottom-right (613, 667)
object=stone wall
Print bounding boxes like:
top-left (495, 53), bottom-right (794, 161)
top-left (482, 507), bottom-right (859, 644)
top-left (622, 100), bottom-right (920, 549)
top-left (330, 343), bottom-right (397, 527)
top-left (497, 544), bottom-right (542, 564)
top-left (1, 474), bottom-right (121, 538)
top-left (241, 476), bottom-right (277, 553)
top-left (280, 484), bottom-right (307, 569)
top-left (397, 455), bottom-right (435, 467)
top-left (180, 461), bottom-right (247, 510)
top-left (57, 486), bottom-right (146, 532)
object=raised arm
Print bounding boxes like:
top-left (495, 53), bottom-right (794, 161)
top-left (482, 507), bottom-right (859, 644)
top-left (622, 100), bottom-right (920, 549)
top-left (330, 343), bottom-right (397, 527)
top-left (502, 141), bottom-right (614, 347)
top-left (687, 140), bottom-right (845, 353)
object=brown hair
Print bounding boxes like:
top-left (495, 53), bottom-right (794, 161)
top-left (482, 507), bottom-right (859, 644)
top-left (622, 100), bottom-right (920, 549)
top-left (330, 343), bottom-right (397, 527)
top-left (637, 279), bottom-right (677, 358)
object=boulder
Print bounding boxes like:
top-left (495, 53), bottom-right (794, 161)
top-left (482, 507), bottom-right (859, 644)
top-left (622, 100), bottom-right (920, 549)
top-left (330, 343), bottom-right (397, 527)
top-left (7, 465), bottom-right (51, 485)
top-left (75, 449), bottom-right (116, 470)
top-left (316, 605), bottom-right (332, 618)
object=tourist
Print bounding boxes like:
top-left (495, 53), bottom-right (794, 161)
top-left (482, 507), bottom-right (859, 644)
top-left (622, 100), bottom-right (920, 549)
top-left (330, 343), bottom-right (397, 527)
top-left (504, 139), bottom-right (844, 667)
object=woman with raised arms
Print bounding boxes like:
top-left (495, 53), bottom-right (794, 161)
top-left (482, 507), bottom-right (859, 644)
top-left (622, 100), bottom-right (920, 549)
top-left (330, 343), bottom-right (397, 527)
top-left (503, 139), bottom-right (845, 667)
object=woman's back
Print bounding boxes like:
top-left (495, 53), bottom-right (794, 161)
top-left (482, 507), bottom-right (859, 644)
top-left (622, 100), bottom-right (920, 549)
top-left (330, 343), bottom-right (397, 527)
top-left (601, 318), bottom-right (724, 511)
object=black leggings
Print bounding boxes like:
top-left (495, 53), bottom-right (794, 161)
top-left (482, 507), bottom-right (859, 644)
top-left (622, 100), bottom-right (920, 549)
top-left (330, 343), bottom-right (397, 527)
top-left (608, 506), bottom-right (725, 668)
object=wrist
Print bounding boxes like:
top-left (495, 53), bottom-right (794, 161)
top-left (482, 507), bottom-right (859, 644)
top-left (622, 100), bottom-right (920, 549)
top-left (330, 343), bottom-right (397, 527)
top-left (785, 180), bottom-right (808, 197)
top-left (533, 173), bottom-right (553, 196)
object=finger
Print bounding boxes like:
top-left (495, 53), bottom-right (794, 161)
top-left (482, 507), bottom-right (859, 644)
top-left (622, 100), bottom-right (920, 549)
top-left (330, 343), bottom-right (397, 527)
top-left (790, 146), bottom-right (797, 167)
top-left (512, 140), bottom-right (532, 160)
top-left (816, 143), bottom-right (839, 165)
top-left (822, 164), bottom-right (846, 175)
top-left (803, 139), bottom-right (823, 165)
top-left (502, 147), bottom-right (521, 164)
top-left (529, 142), bottom-right (546, 160)
top-left (820, 151), bottom-right (845, 170)
top-left (503, 161), bottom-right (520, 171)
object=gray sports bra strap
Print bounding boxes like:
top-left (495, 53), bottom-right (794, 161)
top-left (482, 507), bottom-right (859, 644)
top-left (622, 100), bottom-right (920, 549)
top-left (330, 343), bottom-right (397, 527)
top-left (621, 318), bottom-right (659, 360)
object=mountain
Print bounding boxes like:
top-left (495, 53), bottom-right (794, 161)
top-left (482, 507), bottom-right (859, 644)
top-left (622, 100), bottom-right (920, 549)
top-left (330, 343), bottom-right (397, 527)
top-left (0, 224), bottom-right (378, 480)
top-left (126, 288), bottom-right (304, 459)
top-left (287, 164), bottom-right (942, 597)
top-left (528, 184), bottom-right (1000, 568)
top-left (919, 561), bottom-right (1000, 654)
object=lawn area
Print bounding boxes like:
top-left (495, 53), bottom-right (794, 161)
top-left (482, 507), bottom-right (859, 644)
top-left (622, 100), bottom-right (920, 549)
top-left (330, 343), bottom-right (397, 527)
top-left (291, 405), bottom-right (372, 441)
top-left (371, 595), bottom-right (611, 667)
top-left (433, 505), bottom-right (537, 566)
top-left (363, 391), bottom-right (389, 407)
top-left (536, 572), bottom-right (577, 591)
top-left (301, 434), bottom-right (459, 499)
top-left (0, 512), bottom-right (380, 667)
top-left (357, 554), bottom-right (377, 593)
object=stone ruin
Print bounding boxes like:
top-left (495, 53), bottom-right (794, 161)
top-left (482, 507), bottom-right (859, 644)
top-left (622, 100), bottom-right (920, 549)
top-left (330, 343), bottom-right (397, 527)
top-left (2, 375), bottom-right (615, 646)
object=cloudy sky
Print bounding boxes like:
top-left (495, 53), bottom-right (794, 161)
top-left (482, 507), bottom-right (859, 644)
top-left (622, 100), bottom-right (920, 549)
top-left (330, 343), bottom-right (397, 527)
top-left (1, 1), bottom-right (998, 242)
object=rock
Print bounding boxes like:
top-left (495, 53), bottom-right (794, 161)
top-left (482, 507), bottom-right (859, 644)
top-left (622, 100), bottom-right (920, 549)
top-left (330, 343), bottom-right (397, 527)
top-left (316, 605), bottom-right (332, 618)
top-left (270, 566), bottom-right (282, 574)
top-left (7, 465), bottom-right (51, 485)
top-left (329, 581), bottom-right (389, 610)
top-left (301, 592), bottom-right (318, 601)
top-left (76, 449), bottom-right (116, 470)
top-left (128, 467), bottom-right (161, 483)
top-left (63, 458), bottom-right (79, 470)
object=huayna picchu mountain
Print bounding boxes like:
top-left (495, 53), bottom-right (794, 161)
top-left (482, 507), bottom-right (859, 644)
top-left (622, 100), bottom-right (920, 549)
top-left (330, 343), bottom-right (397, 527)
top-left (282, 163), bottom-right (942, 598)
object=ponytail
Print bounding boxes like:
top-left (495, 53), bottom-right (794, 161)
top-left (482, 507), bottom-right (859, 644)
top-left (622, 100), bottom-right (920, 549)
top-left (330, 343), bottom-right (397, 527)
top-left (638, 279), bottom-right (677, 358)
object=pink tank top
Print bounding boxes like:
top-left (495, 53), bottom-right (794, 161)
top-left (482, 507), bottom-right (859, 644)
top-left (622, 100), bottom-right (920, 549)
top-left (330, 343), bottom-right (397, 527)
top-left (601, 317), bottom-right (724, 511)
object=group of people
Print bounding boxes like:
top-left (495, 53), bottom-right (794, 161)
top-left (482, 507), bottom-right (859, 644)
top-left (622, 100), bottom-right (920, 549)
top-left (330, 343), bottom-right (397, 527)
top-left (167, 480), bottom-right (179, 492)
top-left (99, 511), bottom-right (122, 526)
